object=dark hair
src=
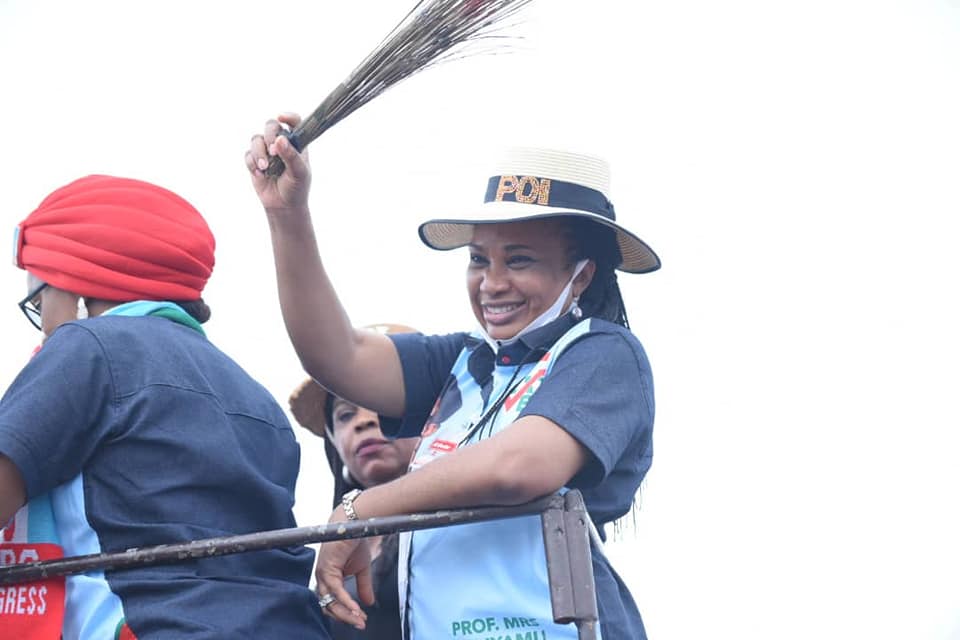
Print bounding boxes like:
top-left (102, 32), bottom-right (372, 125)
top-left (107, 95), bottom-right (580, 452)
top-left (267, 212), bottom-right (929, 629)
top-left (560, 217), bottom-right (630, 328)
top-left (172, 298), bottom-right (212, 324)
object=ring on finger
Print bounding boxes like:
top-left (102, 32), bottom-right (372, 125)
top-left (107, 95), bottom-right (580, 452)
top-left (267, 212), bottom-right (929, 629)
top-left (318, 593), bottom-right (336, 609)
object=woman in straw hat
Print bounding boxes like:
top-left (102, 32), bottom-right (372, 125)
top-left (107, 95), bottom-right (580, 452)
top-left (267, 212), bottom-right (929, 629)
top-left (247, 114), bottom-right (659, 640)
top-left (0, 175), bottom-right (328, 639)
top-left (288, 323), bottom-right (420, 640)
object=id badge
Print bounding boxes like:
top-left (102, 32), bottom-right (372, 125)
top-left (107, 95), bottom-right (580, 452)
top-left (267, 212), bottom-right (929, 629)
top-left (409, 421), bottom-right (474, 471)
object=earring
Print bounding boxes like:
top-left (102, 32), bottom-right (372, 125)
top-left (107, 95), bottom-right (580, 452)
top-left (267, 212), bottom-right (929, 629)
top-left (570, 296), bottom-right (583, 320)
top-left (341, 465), bottom-right (352, 483)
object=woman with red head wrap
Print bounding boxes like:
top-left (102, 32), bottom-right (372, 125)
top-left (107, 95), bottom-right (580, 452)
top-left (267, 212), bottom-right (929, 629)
top-left (0, 176), bottom-right (329, 639)
top-left (13, 174), bottom-right (216, 337)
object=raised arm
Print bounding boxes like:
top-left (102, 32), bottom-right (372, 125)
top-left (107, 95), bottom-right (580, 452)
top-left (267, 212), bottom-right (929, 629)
top-left (245, 114), bottom-right (405, 416)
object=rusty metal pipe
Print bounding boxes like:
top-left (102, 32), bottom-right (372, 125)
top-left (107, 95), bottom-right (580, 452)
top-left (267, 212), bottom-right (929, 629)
top-left (0, 495), bottom-right (562, 586)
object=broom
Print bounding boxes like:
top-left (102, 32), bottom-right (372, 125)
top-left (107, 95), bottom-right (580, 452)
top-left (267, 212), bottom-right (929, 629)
top-left (266, 0), bottom-right (535, 176)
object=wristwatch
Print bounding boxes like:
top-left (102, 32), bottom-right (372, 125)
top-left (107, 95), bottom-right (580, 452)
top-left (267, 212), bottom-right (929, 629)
top-left (341, 488), bottom-right (362, 521)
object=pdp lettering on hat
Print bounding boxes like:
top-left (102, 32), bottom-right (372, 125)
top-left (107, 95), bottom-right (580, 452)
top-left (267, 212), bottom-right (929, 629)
top-left (494, 175), bottom-right (553, 205)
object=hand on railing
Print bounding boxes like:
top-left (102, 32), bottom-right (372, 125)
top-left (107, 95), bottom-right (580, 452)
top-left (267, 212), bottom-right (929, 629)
top-left (315, 504), bottom-right (373, 630)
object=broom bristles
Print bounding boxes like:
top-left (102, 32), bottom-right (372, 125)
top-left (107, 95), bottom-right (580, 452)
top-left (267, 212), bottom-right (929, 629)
top-left (266, 0), bottom-right (534, 176)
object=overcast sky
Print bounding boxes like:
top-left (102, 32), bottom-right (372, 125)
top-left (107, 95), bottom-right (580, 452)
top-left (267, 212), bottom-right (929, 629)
top-left (2, 1), bottom-right (959, 638)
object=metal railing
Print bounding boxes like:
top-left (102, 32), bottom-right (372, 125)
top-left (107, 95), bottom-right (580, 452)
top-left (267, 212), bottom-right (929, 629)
top-left (0, 490), bottom-right (599, 639)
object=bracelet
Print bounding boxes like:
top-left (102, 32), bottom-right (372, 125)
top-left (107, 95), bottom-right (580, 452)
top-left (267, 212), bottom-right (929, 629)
top-left (341, 488), bottom-right (362, 521)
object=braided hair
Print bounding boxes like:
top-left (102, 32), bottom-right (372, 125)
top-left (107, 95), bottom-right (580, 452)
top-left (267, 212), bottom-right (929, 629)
top-left (561, 217), bottom-right (645, 538)
top-left (561, 217), bottom-right (630, 328)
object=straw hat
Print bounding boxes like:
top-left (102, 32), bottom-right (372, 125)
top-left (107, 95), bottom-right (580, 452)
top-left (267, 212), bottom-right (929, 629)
top-left (418, 147), bottom-right (660, 274)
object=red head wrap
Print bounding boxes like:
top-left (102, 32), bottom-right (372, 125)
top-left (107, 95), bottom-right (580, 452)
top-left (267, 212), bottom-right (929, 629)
top-left (14, 175), bottom-right (215, 301)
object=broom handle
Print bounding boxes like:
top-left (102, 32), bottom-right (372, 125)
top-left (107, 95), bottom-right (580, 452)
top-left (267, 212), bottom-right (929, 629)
top-left (265, 83), bottom-right (351, 177)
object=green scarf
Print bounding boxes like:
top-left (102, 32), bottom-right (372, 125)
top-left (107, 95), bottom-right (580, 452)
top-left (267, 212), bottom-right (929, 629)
top-left (102, 300), bottom-right (206, 336)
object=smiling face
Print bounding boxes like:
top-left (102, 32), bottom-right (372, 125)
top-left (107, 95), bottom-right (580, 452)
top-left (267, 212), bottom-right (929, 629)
top-left (330, 398), bottom-right (417, 488)
top-left (467, 220), bottom-right (595, 341)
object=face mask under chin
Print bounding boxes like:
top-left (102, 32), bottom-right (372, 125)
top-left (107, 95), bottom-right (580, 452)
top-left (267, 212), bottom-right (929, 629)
top-left (478, 259), bottom-right (588, 353)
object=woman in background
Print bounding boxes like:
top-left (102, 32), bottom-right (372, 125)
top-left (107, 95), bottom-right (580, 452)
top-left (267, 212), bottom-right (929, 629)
top-left (289, 323), bottom-right (419, 640)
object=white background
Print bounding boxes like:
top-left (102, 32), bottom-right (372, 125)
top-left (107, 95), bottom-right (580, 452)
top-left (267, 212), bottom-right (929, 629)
top-left (2, 1), bottom-right (959, 638)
